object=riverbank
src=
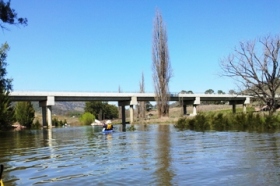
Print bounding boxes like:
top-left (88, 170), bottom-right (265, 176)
top-left (33, 104), bottom-right (253, 126)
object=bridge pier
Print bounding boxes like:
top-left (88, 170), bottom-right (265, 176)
top-left (192, 105), bottom-right (197, 115)
top-left (243, 104), bottom-right (247, 113)
top-left (41, 106), bottom-right (47, 127)
top-left (121, 105), bottom-right (126, 131)
top-left (182, 104), bottom-right (187, 115)
top-left (130, 105), bottom-right (134, 124)
top-left (118, 96), bottom-right (137, 131)
top-left (39, 96), bottom-right (55, 128)
top-left (229, 97), bottom-right (250, 114)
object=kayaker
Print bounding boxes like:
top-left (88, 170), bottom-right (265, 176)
top-left (103, 122), bottom-right (113, 131)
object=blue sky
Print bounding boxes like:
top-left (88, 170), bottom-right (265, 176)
top-left (1, 0), bottom-right (280, 94)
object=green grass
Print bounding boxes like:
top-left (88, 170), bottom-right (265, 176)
top-left (175, 111), bottom-right (280, 132)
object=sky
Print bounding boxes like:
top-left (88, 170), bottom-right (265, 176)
top-left (1, 0), bottom-right (280, 94)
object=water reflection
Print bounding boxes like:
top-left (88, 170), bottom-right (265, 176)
top-left (155, 125), bottom-right (173, 185)
top-left (0, 125), bottom-right (280, 185)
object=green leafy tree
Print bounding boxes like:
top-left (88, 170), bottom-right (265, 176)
top-left (205, 89), bottom-right (215, 94)
top-left (79, 112), bottom-right (95, 125)
top-left (15, 101), bottom-right (35, 128)
top-left (217, 90), bottom-right (225, 94)
top-left (0, 0), bottom-right (28, 29)
top-left (0, 43), bottom-right (14, 130)
top-left (85, 101), bottom-right (104, 119)
top-left (0, 91), bottom-right (14, 129)
top-left (104, 104), bottom-right (118, 119)
top-left (85, 101), bottom-right (118, 120)
top-left (180, 90), bottom-right (193, 94)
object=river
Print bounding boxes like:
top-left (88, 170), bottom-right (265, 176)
top-left (0, 124), bottom-right (280, 185)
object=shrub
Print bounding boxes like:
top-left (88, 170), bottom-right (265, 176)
top-left (79, 112), bottom-right (95, 125)
top-left (175, 117), bottom-right (188, 130)
top-left (175, 112), bottom-right (280, 132)
top-left (33, 119), bottom-right (41, 129)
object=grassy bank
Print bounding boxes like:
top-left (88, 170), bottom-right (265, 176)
top-left (33, 105), bottom-right (276, 132)
top-left (175, 112), bottom-right (280, 132)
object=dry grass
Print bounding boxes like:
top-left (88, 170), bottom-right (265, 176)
top-left (113, 104), bottom-right (239, 124)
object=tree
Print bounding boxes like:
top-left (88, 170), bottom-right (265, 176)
top-left (85, 101), bottom-right (118, 120)
top-left (85, 101), bottom-right (104, 119)
top-left (217, 90), bottom-right (225, 94)
top-left (228, 89), bottom-right (236, 94)
top-left (0, 0), bottom-right (28, 29)
top-left (205, 89), bottom-right (214, 94)
top-left (220, 35), bottom-right (280, 114)
top-left (180, 90), bottom-right (194, 94)
top-left (152, 9), bottom-right (172, 117)
top-left (15, 101), bottom-right (35, 128)
top-left (104, 104), bottom-right (118, 119)
top-left (138, 72), bottom-right (146, 119)
top-left (0, 43), bottom-right (14, 130)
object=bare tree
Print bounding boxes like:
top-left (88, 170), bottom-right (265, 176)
top-left (152, 9), bottom-right (172, 117)
top-left (220, 35), bottom-right (280, 114)
top-left (118, 85), bottom-right (122, 119)
top-left (138, 72), bottom-right (146, 119)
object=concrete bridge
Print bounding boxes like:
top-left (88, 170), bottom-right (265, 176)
top-left (9, 91), bottom-right (250, 128)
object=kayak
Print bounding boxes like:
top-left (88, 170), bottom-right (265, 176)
top-left (102, 128), bottom-right (114, 133)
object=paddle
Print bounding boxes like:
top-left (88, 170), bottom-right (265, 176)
top-left (0, 164), bottom-right (3, 186)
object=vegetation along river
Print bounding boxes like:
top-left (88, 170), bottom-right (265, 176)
top-left (0, 124), bottom-right (280, 185)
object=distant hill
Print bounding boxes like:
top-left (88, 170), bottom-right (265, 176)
top-left (32, 101), bottom-right (85, 115)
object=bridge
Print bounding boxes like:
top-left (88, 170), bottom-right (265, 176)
top-left (9, 91), bottom-right (251, 128)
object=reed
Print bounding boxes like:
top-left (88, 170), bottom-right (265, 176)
top-left (175, 112), bottom-right (280, 132)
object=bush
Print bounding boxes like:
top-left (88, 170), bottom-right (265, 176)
top-left (79, 112), bottom-right (95, 125)
top-left (32, 119), bottom-right (41, 129)
top-left (175, 117), bottom-right (189, 130)
top-left (175, 112), bottom-right (280, 132)
top-left (50, 118), bottom-right (68, 127)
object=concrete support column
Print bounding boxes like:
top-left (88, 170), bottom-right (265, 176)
top-left (121, 105), bottom-right (126, 131)
top-left (39, 96), bottom-right (55, 128)
top-left (42, 106), bottom-right (47, 127)
top-left (243, 104), bottom-right (247, 113)
top-left (130, 105), bottom-right (134, 124)
top-left (47, 106), bottom-right (52, 128)
top-left (232, 104), bottom-right (236, 114)
top-left (183, 104), bottom-right (187, 115)
top-left (193, 105), bottom-right (197, 115)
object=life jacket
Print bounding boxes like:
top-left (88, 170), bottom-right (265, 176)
top-left (107, 124), bottom-right (112, 130)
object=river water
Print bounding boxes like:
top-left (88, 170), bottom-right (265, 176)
top-left (0, 124), bottom-right (280, 186)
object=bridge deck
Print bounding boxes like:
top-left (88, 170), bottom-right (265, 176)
top-left (9, 91), bottom-right (250, 102)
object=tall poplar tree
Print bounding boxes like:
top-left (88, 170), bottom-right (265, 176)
top-left (152, 9), bottom-right (172, 117)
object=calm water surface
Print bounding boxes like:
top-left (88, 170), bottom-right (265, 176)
top-left (0, 124), bottom-right (280, 185)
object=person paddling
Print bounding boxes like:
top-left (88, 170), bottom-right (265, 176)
top-left (103, 121), bottom-right (113, 131)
